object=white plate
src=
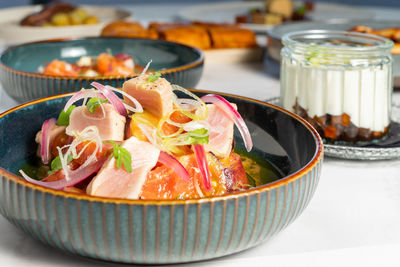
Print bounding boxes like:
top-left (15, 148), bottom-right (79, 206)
top-left (177, 1), bottom-right (374, 34)
top-left (0, 5), bottom-right (132, 46)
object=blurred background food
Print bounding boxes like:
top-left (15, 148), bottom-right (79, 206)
top-left (20, 2), bottom-right (98, 26)
top-left (101, 21), bottom-right (257, 50)
top-left (235, 0), bottom-right (314, 26)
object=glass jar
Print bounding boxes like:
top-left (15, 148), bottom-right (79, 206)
top-left (280, 30), bottom-right (393, 143)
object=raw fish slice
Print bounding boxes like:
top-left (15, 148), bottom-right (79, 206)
top-left (66, 103), bottom-right (126, 141)
top-left (204, 104), bottom-right (235, 158)
top-left (86, 136), bottom-right (160, 199)
top-left (122, 75), bottom-right (173, 118)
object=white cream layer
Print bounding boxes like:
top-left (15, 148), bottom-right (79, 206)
top-left (281, 58), bottom-right (391, 132)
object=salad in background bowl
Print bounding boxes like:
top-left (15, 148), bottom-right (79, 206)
top-left (0, 37), bottom-right (204, 102)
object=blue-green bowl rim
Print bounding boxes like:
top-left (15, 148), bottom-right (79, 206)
top-left (0, 89), bottom-right (323, 205)
top-left (0, 36), bottom-right (205, 80)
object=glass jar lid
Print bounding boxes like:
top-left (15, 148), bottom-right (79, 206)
top-left (282, 30), bottom-right (393, 56)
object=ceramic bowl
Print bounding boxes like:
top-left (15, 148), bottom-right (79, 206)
top-left (0, 37), bottom-right (204, 102)
top-left (0, 90), bottom-right (323, 264)
top-left (0, 5), bottom-right (132, 46)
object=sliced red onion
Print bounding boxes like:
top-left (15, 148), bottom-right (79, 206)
top-left (91, 82), bottom-right (127, 117)
top-left (106, 86), bottom-right (143, 113)
top-left (114, 53), bottom-right (132, 61)
top-left (19, 157), bottom-right (106, 190)
top-left (63, 89), bottom-right (104, 112)
top-left (158, 151), bottom-right (190, 182)
top-left (193, 144), bottom-right (211, 192)
top-left (41, 118), bottom-right (57, 164)
top-left (201, 94), bottom-right (253, 152)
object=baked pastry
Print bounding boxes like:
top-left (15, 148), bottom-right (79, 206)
top-left (149, 22), bottom-right (212, 50)
top-left (101, 21), bottom-right (158, 39)
top-left (349, 25), bottom-right (400, 54)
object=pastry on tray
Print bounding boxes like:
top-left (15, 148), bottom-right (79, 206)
top-left (101, 21), bottom-right (257, 50)
top-left (101, 21), bottom-right (158, 39)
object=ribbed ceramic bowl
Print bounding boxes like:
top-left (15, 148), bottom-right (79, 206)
top-left (0, 37), bottom-right (204, 102)
top-left (0, 90), bottom-right (323, 264)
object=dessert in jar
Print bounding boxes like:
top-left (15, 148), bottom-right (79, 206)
top-left (280, 30), bottom-right (394, 142)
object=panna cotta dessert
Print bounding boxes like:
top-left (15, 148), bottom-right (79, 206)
top-left (280, 30), bottom-right (393, 142)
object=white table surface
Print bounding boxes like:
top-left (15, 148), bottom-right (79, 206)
top-left (1, 2), bottom-right (400, 267)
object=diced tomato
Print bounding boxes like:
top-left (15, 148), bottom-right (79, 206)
top-left (221, 152), bottom-right (249, 192)
top-left (97, 53), bottom-right (135, 76)
top-left (140, 153), bottom-right (227, 200)
top-left (43, 59), bottom-right (79, 76)
top-left (50, 132), bottom-right (73, 158)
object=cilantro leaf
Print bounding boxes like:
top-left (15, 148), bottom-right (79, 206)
top-left (103, 140), bottom-right (132, 173)
top-left (147, 72), bottom-right (161, 83)
top-left (48, 154), bottom-right (73, 175)
top-left (57, 105), bottom-right (75, 126)
top-left (86, 97), bottom-right (108, 114)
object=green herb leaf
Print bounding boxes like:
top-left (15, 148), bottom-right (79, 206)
top-left (48, 154), bottom-right (73, 175)
top-left (86, 97), bottom-right (108, 114)
top-left (103, 140), bottom-right (132, 173)
top-left (187, 128), bottom-right (209, 145)
top-left (147, 72), bottom-right (161, 83)
top-left (57, 105), bottom-right (76, 126)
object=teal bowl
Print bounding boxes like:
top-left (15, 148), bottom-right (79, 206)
top-left (0, 90), bottom-right (323, 264)
top-left (0, 37), bottom-right (204, 102)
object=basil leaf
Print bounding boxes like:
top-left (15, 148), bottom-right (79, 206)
top-left (104, 140), bottom-right (132, 173)
top-left (48, 154), bottom-right (73, 175)
top-left (86, 98), bottom-right (108, 114)
top-left (119, 147), bottom-right (132, 173)
top-left (57, 105), bottom-right (75, 126)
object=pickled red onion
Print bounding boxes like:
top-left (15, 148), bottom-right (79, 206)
top-left (19, 157), bottom-right (106, 190)
top-left (40, 118), bottom-right (57, 164)
top-left (193, 144), bottom-right (211, 192)
top-left (201, 94), bottom-right (253, 152)
top-left (158, 151), bottom-right (190, 182)
top-left (91, 82), bottom-right (127, 117)
top-left (114, 53), bottom-right (132, 61)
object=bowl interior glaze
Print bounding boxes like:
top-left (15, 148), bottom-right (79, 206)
top-left (0, 90), bottom-right (318, 186)
top-left (1, 37), bottom-right (203, 74)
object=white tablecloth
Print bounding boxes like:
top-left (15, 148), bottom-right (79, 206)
top-left (1, 3), bottom-right (400, 267)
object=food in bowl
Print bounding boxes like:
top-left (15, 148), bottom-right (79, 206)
top-left (18, 73), bottom-right (277, 200)
top-left (0, 85), bottom-right (323, 264)
top-left (39, 52), bottom-right (141, 77)
top-left (20, 2), bottom-right (98, 27)
top-left (349, 25), bottom-right (400, 54)
top-left (281, 31), bottom-right (393, 142)
top-left (0, 37), bottom-right (204, 102)
top-left (235, 0), bottom-right (314, 26)
top-left (101, 21), bottom-right (257, 50)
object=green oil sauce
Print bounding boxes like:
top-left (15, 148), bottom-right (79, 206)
top-left (237, 151), bottom-right (282, 187)
top-left (18, 155), bottom-right (50, 181)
